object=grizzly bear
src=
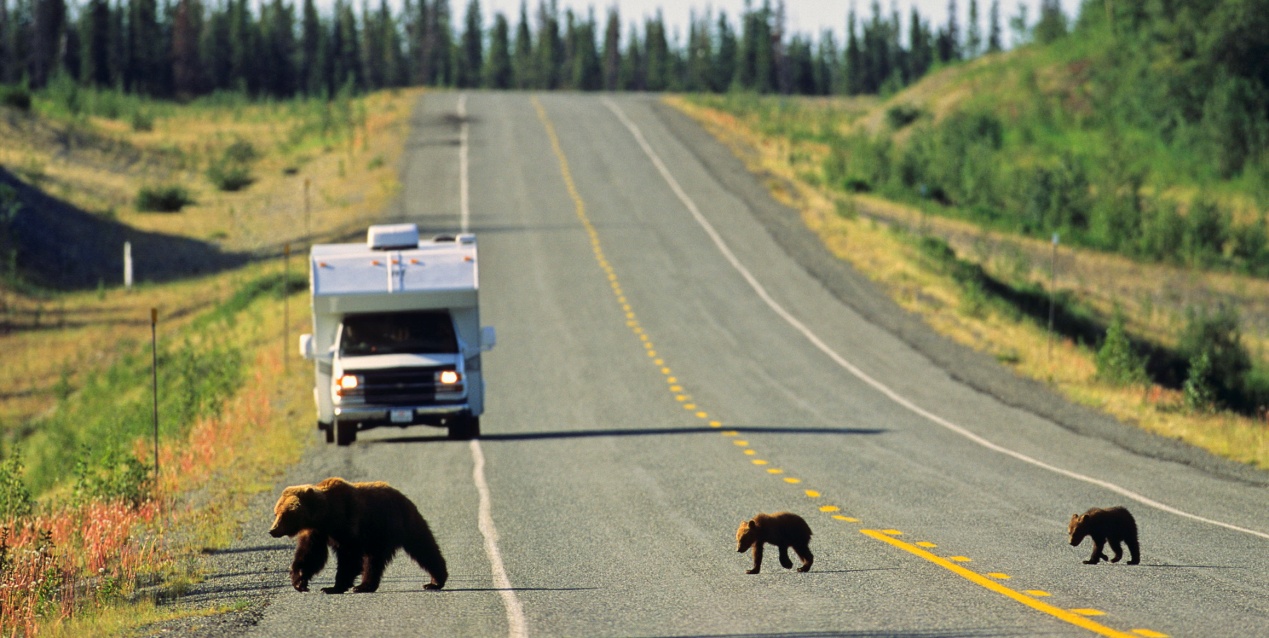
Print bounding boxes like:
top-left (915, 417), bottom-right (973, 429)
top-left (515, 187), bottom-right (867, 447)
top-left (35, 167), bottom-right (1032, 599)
top-left (736, 512), bottom-right (813, 574)
top-left (269, 477), bottom-right (448, 593)
top-left (1068, 506), bottom-right (1140, 565)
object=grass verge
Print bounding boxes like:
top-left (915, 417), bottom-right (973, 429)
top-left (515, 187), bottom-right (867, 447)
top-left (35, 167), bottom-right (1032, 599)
top-left (0, 86), bottom-right (423, 634)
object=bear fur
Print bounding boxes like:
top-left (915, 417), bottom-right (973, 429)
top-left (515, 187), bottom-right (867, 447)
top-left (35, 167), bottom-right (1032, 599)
top-left (269, 477), bottom-right (448, 593)
top-left (1068, 506), bottom-right (1140, 565)
top-left (736, 512), bottom-right (813, 574)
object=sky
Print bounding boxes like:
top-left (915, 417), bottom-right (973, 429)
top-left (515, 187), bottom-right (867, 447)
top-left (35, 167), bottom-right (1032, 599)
top-left (317, 0), bottom-right (1086, 46)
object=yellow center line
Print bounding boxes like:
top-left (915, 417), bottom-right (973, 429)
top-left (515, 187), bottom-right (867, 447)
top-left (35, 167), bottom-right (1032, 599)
top-left (861, 530), bottom-right (1139, 638)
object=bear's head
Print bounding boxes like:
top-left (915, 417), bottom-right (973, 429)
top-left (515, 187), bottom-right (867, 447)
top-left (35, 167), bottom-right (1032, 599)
top-left (1067, 513), bottom-right (1087, 546)
top-left (269, 484), bottom-right (327, 538)
top-left (736, 518), bottom-right (761, 553)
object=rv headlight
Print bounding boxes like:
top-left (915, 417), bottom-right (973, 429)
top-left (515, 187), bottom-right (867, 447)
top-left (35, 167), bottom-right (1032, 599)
top-left (334, 374), bottom-right (362, 399)
top-left (437, 370), bottom-right (461, 385)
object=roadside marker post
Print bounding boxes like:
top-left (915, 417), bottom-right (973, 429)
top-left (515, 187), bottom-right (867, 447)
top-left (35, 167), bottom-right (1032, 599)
top-left (150, 307), bottom-right (160, 492)
top-left (284, 243), bottom-right (290, 372)
top-left (1048, 233), bottom-right (1058, 364)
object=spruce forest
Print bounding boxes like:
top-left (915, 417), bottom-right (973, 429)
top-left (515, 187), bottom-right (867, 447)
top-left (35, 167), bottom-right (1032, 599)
top-left (0, 0), bottom-right (1065, 99)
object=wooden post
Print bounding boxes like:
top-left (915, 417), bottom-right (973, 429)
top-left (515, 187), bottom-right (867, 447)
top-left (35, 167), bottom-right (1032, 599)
top-left (150, 307), bottom-right (160, 489)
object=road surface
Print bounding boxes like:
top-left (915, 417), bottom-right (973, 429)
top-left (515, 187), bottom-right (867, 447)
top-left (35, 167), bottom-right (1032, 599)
top-left (190, 92), bottom-right (1269, 638)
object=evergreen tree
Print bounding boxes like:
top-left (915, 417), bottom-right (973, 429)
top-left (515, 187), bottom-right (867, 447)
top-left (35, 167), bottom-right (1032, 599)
top-left (511, 0), bottom-right (531, 88)
top-left (457, 0), bottom-right (482, 88)
top-left (618, 23), bottom-right (641, 90)
top-left (569, 7), bottom-right (599, 90)
top-left (484, 11), bottom-right (511, 88)
top-left (171, 0), bottom-right (202, 97)
top-left (643, 10), bottom-right (670, 91)
top-left (262, 0), bottom-right (297, 96)
top-left (844, 5), bottom-right (863, 94)
top-left (966, 0), bottom-right (981, 57)
top-left (298, 0), bottom-right (322, 94)
top-left (600, 5), bottom-right (618, 90)
top-left (534, 0), bottom-right (560, 89)
top-left (1034, 0), bottom-right (1067, 44)
top-left (713, 9), bottom-right (735, 92)
top-left (987, 0), bottom-right (1002, 52)
top-left (80, 0), bottom-right (112, 87)
top-left (30, 0), bottom-right (65, 88)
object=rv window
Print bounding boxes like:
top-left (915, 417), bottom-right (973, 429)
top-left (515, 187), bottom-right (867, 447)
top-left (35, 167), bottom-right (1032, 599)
top-left (339, 311), bottom-right (459, 356)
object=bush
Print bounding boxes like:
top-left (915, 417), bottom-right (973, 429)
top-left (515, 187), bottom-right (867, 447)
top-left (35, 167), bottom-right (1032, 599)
top-left (207, 139), bottom-right (258, 191)
top-left (0, 454), bottom-right (34, 519)
top-left (1184, 352), bottom-right (1218, 413)
top-left (1178, 304), bottom-right (1251, 410)
top-left (1095, 310), bottom-right (1148, 386)
top-left (0, 85), bottom-right (31, 111)
top-left (886, 104), bottom-right (923, 129)
top-left (135, 184), bottom-right (193, 212)
top-left (206, 160), bottom-right (254, 191)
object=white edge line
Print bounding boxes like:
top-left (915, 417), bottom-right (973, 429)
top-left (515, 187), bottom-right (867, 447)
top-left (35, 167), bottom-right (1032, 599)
top-left (459, 94), bottom-right (470, 235)
top-left (461, 92), bottom-right (528, 638)
top-left (471, 440), bottom-right (529, 638)
top-left (601, 96), bottom-right (1269, 542)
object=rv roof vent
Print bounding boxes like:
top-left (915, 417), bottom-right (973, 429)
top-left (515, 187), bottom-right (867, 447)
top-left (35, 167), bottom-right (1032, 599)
top-left (367, 224), bottom-right (420, 250)
top-left (432, 234), bottom-right (457, 242)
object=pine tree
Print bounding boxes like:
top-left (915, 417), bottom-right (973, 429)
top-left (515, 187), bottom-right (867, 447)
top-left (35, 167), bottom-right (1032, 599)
top-left (987, 0), bottom-right (1002, 52)
top-left (618, 23), bottom-right (641, 90)
top-left (30, 0), bottom-right (65, 88)
top-left (569, 7), bottom-right (599, 90)
top-left (79, 0), bottom-right (112, 87)
top-left (643, 10), bottom-right (669, 91)
top-left (844, 5), bottom-right (862, 95)
top-left (713, 10), bottom-right (735, 92)
top-left (457, 0), bottom-right (482, 88)
top-left (600, 5), bottom-right (619, 90)
top-left (171, 0), bottom-right (202, 97)
top-left (511, 0), bottom-right (532, 87)
top-left (966, 0), bottom-right (981, 57)
top-left (484, 11), bottom-right (511, 88)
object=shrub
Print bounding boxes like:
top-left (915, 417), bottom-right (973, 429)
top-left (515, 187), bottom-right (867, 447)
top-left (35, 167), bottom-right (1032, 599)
top-left (1184, 352), bottom-right (1218, 413)
top-left (886, 104), bottom-right (923, 129)
top-left (1095, 310), bottom-right (1148, 386)
top-left (1178, 304), bottom-right (1251, 410)
top-left (206, 160), bottom-right (254, 191)
top-left (135, 184), bottom-right (193, 212)
top-left (130, 109), bottom-right (154, 132)
top-left (0, 85), bottom-right (31, 111)
top-left (207, 139), bottom-right (258, 191)
top-left (0, 454), bottom-right (34, 519)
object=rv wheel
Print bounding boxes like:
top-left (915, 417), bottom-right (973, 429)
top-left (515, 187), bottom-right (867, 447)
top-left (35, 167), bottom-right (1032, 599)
top-left (335, 421), bottom-right (357, 446)
top-left (448, 416), bottom-right (480, 440)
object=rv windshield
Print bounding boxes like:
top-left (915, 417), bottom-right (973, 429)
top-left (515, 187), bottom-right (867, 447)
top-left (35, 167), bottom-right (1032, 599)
top-left (339, 311), bottom-right (459, 356)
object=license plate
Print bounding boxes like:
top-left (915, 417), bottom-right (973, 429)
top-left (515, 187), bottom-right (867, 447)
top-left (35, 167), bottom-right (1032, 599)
top-left (390, 409), bottom-right (413, 423)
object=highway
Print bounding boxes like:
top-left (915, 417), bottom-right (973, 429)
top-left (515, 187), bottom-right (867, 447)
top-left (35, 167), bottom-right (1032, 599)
top-left (239, 92), bottom-right (1269, 638)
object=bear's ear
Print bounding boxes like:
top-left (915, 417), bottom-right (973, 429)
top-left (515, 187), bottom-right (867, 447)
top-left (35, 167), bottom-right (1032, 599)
top-left (748, 517), bottom-right (762, 529)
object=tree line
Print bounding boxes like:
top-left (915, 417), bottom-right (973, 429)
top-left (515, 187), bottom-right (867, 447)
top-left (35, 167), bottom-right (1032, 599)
top-left (0, 0), bottom-right (1068, 101)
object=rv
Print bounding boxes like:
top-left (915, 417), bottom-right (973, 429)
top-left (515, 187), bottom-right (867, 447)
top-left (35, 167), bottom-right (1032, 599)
top-left (299, 224), bottom-right (495, 445)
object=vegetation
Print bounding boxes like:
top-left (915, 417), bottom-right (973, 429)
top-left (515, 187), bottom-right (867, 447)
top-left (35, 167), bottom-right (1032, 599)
top-left (0, 75), bottom-right (416, 632)
top-left (135, 184), bottom-right (194, 212)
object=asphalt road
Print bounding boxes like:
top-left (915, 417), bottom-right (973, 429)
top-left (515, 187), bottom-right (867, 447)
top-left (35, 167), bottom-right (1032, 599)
top-left (185, 92), bottom-right (1269, 638)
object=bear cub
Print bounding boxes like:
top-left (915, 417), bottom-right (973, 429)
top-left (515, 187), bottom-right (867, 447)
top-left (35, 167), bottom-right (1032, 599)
top-left (269, 477), bottom-right (448, 593)
top-left (1068, 506), bottom-right (1140, 565)
top-left (736, 511), bottom-right (813, 574)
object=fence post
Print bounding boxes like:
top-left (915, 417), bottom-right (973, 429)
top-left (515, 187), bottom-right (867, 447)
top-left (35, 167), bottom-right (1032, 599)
top-left (150, 307), bottom-right (160, 490)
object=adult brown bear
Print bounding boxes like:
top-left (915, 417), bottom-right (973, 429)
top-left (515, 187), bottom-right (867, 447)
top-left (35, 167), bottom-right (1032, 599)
top-left (735, 512), bottom-right (814, 574)
top-left (269, 477), bottom-right (448, 593)
top-left (1068, 506), bottom-right (1140, 565)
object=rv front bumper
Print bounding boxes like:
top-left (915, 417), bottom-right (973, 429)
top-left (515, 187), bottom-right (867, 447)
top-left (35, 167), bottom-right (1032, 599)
top-left (333, 403), bottom-right (470, 428)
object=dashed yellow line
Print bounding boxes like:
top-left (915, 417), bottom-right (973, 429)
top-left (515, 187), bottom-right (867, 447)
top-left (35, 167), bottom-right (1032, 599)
top-left (533, 96), bottom-right (1163, 638)
top-left (861, 530), bottom-right (1140, 638)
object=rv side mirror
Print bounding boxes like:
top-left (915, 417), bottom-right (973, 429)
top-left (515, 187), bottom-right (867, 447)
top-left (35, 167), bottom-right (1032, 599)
top-left (480, 326), bottom-right (496, 352)
top-left (299, 334), bottom-right (314, 360)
